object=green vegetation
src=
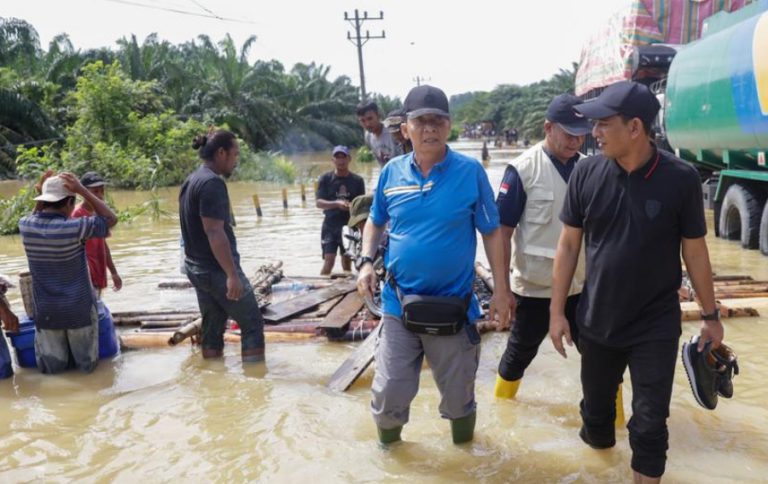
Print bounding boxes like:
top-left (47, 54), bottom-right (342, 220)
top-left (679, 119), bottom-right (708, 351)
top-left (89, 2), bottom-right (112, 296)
top-left (0, 184), bottom-right (34, 235)
top-left (450, 64), bottom-right (578, 140)
top-left (355, 146), bottom-right (375, 163)
top-left (0, 18), bottom-right (401, 185)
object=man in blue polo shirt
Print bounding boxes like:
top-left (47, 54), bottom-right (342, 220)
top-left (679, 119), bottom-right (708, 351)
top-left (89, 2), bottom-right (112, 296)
top-left (357, 85), bottom-right (510, 445)
top-left (549, 81), bottom-right (723, 481)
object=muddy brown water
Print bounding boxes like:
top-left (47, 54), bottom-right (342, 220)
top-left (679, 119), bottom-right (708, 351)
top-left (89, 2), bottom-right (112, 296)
top-left (1, 141), bottom-right (766, 482)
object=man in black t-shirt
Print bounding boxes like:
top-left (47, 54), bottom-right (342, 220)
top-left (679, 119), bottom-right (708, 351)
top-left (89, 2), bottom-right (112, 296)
top-left (316, 145), bottom-right (365, 275)
top-left (179, 130), bottom-right (265, 363)
top-left (549, 81), bottom-right (723, 481)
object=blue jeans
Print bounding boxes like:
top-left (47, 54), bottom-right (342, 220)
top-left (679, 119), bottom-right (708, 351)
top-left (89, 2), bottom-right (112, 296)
top-left (185, 262), bottom-right (265, 353)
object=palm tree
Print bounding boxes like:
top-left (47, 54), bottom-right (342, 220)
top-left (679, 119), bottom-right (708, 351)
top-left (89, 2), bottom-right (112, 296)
top-left (0, 87), bottom-right (60, 176)
top-left (275, 62), bottom-right (360, 150)
top-left (194, 34), bottom-right (284, 150)
top-left (0, 18), bottom-right (41, 75)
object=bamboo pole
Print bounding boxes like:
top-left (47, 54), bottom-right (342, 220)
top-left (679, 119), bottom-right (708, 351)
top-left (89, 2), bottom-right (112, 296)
top-left (168, 318), bottom-right (202, 346)
top-left (120, 330), bottom-right (315, 350)
top-left (252, 194), bottom-right (263, 217)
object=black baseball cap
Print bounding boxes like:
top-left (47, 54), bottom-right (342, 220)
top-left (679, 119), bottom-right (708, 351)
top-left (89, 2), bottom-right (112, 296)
top-left (574, 80), bottom-right (661, 125)
top-left (546, 94), bottom-right (592, 136)
top-left (403, 85), bottom-right (450, 119)
top-left (80, 171), bottom-right (107, 188)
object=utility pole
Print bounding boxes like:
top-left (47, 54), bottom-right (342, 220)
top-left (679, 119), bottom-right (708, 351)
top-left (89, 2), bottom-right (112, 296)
top-left (345, 9), bottom-right (385, 102)
top-left (413, 75), bottom-right (431, 86)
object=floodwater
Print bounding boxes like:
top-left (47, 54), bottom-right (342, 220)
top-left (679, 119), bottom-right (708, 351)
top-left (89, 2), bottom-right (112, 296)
top-left (1, 141), bottom-right (767, 482)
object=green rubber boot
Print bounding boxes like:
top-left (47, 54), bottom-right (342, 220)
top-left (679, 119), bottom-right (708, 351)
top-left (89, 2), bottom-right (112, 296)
top-left (450, 411), bottom-right (476, 444)
top-left (377, 426), bottom-right (402, 445)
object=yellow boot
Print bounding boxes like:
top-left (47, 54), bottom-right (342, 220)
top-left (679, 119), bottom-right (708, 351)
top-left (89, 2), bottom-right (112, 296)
top-left (615, 384), bottom-right (625, 427)
top-left (494, 374), bottom-right (521, 399)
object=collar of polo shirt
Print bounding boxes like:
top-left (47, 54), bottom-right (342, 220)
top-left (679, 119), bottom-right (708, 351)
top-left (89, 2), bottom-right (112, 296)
top-left (608, 143), bottom-right (662, 179)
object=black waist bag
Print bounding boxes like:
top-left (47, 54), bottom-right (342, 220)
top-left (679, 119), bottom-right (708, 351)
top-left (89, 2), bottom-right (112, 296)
top-left (399, 293), bottom-right (470, 336)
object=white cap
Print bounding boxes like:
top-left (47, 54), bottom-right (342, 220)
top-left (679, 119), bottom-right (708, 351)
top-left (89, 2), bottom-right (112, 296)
top-left (34, 175), bottom-right (75, 202)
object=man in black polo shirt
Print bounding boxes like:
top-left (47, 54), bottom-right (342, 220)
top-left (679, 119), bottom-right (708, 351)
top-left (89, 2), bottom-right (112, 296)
top-left (549, 81), bottom-right (724, 482)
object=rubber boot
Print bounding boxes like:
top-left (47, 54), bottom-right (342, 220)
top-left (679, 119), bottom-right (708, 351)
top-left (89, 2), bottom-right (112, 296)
top-left (494, 374), bottom-right (521, 399)
top-left (377, 426), bottom-right (402, 445)
top-left (615, 384), bottom-right (625, 427)
top-left (450, 411), bottom-right (476, 444)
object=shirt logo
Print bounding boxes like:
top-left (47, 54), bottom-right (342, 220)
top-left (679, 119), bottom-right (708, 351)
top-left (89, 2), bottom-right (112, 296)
top-left (499, 182), bottom-right (509, 195)
top-left (645, 200), bottom-right (662, 220)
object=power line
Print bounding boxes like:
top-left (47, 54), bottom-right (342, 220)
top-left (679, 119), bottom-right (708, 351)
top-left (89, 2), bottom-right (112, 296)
top-left (103, 0), bottom-right (258, 25)
top-left (187, 0), bottom-right (222, 20)
top-left (344, 9), bottom-right (385, 102)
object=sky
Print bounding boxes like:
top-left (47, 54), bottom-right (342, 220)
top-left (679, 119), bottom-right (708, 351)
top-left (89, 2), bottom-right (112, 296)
top-left (3, 0), bottom-right (626, 99)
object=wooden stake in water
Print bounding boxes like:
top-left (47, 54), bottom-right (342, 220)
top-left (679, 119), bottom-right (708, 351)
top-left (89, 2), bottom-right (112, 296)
top-left (300, 184), bottom-right (306, 203)
top-left (252, 194), bottom-right (263, 217)
top-left (282, 188), bottom-right (288, 209)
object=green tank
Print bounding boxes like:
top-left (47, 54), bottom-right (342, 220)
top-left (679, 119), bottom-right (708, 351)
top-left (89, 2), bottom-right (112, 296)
top-left (664, 7), bottom-right (768, 171)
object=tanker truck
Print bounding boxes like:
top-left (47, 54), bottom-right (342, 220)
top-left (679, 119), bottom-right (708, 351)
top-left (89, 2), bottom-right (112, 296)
top-left (659, 1), bottom-right (768, 255)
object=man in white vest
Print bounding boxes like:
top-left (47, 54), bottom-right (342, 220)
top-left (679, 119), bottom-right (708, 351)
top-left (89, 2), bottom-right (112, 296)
top-left (493, 94), bottom-right (591, 399)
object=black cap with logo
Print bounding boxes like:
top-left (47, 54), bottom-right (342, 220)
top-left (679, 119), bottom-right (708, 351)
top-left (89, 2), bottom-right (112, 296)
top-left (546, 94), bottom-right (593, 136)
top-left (574, 81), bottom-right (660, 126)
top-left (403, 85), bottom-right (450, 119)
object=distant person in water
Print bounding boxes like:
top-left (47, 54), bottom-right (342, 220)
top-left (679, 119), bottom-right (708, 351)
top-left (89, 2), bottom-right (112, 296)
top-left (179, 129), bottom-right (265, 363)
top-left (71, 171), bottom-right (122, 298)
top-left (316, 145), bottom-right (365, 275)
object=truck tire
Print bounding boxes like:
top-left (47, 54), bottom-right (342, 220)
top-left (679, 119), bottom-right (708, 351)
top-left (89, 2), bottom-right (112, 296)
top-left (760, 200), bottom-right (768, 256)
top-left (719, 184), bottom-right (763, 249)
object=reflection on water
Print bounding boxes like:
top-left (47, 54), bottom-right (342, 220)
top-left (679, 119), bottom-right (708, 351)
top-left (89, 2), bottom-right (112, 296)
top-left (1, 142), bottom-right (767, 482)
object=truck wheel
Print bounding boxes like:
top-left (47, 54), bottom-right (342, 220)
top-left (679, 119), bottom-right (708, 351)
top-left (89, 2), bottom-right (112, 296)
top-left (719, 184), bottom-right (763, 249)
top-left (760, 200), bottom-right (768, 256)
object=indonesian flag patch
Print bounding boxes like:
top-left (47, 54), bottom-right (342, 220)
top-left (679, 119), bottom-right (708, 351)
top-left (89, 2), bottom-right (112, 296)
top-left (499, 182), bottom-right (509, 195)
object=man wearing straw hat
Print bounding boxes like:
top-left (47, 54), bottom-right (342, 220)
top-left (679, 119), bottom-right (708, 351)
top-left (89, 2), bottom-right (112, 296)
top-left (18, 172), bottom-right (118, 374)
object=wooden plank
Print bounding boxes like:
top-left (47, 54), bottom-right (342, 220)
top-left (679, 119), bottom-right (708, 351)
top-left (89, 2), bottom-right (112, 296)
top-left (318, 292), bottom-right (364, 336)
top-left (327, 322), bottom-right (383, 393)
top-left (298, 295), bottom-right (344, 319)
top-left (112, 309), bottom-right (199, 319)
top-left (680, 301), bottom-right (760, 321)
top-left (262, 282), bottom-right (356, 323)
top-left (319, 292), bottom-right (364, 329)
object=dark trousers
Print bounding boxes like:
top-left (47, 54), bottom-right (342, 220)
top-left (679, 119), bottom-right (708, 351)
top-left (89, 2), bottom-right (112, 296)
top-left (579, 336), bottom-right (679, 478)
top-left (185, 262), bottom-right (265, 352)
top-left (498, 293), bottom-right (580, 381)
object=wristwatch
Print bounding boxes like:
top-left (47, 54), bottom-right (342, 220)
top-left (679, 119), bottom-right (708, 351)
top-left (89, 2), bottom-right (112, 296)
top-left (700, 309), bottom-right (720, 321)
top-left (358, 256), bottom-right (374, 268)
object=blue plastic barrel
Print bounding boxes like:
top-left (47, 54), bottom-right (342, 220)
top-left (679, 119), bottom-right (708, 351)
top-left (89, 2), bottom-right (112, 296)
top-left (0, 333), bottom-right (13, 378)
top-left (8, 317), bottom-right (37, 368)
top-left (97, 301), bottom-right (119, 359)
